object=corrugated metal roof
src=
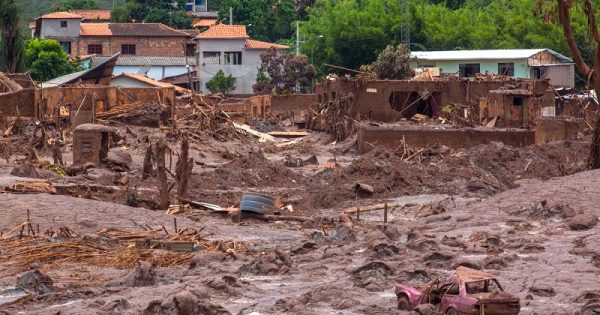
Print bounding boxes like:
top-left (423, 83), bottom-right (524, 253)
top-left (411, 49), bottom-right (573, 63)
top-left (92, 55), bottom-right (197, 66)
top-left (43, 53), bottom-right (120, 87)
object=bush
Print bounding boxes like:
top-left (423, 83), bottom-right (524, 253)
top-left (205, 70), bottom-right (236, 94)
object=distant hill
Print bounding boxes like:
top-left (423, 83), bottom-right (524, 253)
top-left (20, 0), bottom-right (123, 23)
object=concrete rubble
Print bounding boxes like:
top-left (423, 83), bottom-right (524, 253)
top-left (0, 68), bottom-right (599, 315)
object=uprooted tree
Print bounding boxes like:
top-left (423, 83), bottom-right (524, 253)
top-left (539, 0), bottom-right (600, 169)
top-left (253, 47), bottom-right (316, 94)
top-left (362, 44), bottom-right (415, 80)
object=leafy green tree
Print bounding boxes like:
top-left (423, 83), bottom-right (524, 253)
top-left (366, 44), bottom-right (414, 79)
top-left (254, 47), bottom-right (316, 94)
top-left (205, 70), bottom-right (236, 94)
top-left (25, 39), bottom-right (81, 82)
top-left (0, 0), bottom-right (25, 73)
top-left (49, 0), bottom-right (100, 11)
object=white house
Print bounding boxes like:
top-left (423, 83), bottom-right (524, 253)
top-left (195, 24), bottom-right (289, 94)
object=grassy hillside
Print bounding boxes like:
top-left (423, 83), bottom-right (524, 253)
top-left (20, 0), bottom-right (124, 22)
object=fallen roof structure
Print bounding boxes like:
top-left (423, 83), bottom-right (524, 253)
top-left (42, 53), bottom-right (120, 88)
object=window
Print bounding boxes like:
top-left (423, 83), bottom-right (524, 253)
top-left (121, 44), bottom-right (136, 55)
top-left (224, 51), bottom-right (242, 65)
top-left (459, 63), bottom-right (480, 77)
top-left (185, 44), bottom-right (196, 57)
top-left (498, 63), bottom-right (515, 76)
top-left (60, 41), bottom-right (71, 54)
top-left (87, 44), bottom-right (102, 55)
top-left (533, 67), bottom-right (547, 79)
top-left (513, 96), bottom-right (524, 106)
top-left (60, 21), bottom-right (68, 28)
top-left (203, 52), bottom-right (220, 65)
top-left (445, 283), bottom-right (460, 295)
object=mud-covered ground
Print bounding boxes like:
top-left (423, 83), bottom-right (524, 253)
top-left (0, 120), bottom-right (598, 315)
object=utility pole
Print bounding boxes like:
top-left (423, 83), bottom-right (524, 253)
top-left (229, 7), bottom-right (233, 25)
top-left (296, 21), bottom-right (300, 56)
top-left (400, 0), bottom-right (410, 50)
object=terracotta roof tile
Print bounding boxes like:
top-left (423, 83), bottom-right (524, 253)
top-left (196, 24), bottom-right (249, 39)
top-left (40, 11), bottom-right (82, 19)
top-left (193, 18), bottom-right (218, 27)
top-left (80, 23), bottom-right (111, 36)
top-left (69, 10), bottom-right (111, 21)
top-left (245, 39), bottom-right (289, 50)
top-left (80, 23), bottom-right (190, 37)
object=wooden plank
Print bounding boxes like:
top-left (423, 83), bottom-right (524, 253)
top-left (267, 131), bottom-right (311, 138)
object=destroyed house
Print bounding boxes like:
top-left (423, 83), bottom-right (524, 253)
top-left (315, 77), bottom-right (553, 128)
top-left (35, 14), bottom-right (197, 59)
top-left (195, 24), bottom-right (289, 94)
top-left (411, 49), bottom-right (575, 88)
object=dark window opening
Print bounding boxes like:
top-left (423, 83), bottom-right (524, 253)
top-left (389, 91), bottom-right (440, 118)
top-left (318, 94), bottom-right (322, 104)
top-left (185, 44), bottom-right (196, 57)
top-left (60, 41), bottom-right (71, 54)
top-left (459, 63), bottom-right (480, 77)
top-left (121, 44), bottom-right (136, 55)
top-left (324, 93), bottom-right (329, 103)
top-left (60, 21), bottom-right (68, 28)
top-left (224, 51), bottom-right (242, 65)
top-left (446, 283), bottom-right (460, 295)
top-left (513, 96), bottom-right (524, 106)
top-left (332, 92), bottom-right (336, 100)
top-left (498, 62), bottom-right (515, 76)
top-left (533, 67), bottom-right (547, 79)
top-left (87, 44), bottom-right (102, 55)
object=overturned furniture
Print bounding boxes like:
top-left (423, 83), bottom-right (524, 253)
top-left (73, 124), bottom-right (116, 166)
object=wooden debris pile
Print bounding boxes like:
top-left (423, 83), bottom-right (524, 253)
top-left (0, 222), bottom-right (251, 270)
top-left (306, 93), bottom-right (356, 141)
top-left (177, 106), bottom-right (242, 141)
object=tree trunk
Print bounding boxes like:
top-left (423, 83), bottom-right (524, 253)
top-left (142, 145), bottom-right (155, 180)
top-left (176, 135), bottom-right (193, 199)
top-left (156, 142), bottom-right (169, 210)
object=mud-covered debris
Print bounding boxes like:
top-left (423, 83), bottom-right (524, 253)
top-left (451, 257), bottom-right (482, 270)
top-left (105, 147), bottom-right (133, 171)
top-left (10, 162), bottom-right (56, 179)
top-left (370, 242), bottom-right (400, 260)
top-left (123, 261), bottom-right (156, 287)
top-left (424, 251), bottom-right (456, 268)
top-left (352, 261), bottom-right (394, 290)
top-left (189, 252), bottom-right (228, 269)
top-left (100, 299), bottom-right (131, 312)
top-left (291, 241), bottom-right (318, 255)
top-left (569, 213), bottom-right (599, 230)
top-left (414, 303), bottom-right (437, 315)
top-left (142, 290), bottom-right (230, 315)
top-left (238, 253), bottom-right (288, 275)
top-left (16, 270), bottom-right (54, 295)
top-left (529, 283), bottom-right (557, 297)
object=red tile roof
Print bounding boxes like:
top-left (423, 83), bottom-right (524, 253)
top-left (80, 23), bottom-right (190, 37)
top-left (80, 23), bottom-right (111, 36)
top-left (196, 24), bottom-right (249, 39)
top-left (40, 11), bottom-right (82, 19)
top-left (69, 10), bottom-right (111, 21)
top-left (245, 39), bottom-right (289, 50)
top-left (193, 18), bottom-right (218, 27)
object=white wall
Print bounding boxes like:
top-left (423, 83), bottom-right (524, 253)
top-left (112, 65), bottom-right (190, 81)
top-left (197, 39), bottom-right (264, 94)
top-left (40, 19), bottom-right (81, 39)
top-left (110, 77), bottom-right (153, 88)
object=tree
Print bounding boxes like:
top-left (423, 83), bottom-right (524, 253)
top-left (49, 0), bottom-right (100, 11)
top-left (25, 39), bottom-right (81, 82)
top-left (0, 0), bottom-right (25, 73)
top-left (111, 0), bottom-right (191, 28)
top-left (254, 47), bottom-right (316, 94)
top-left (365, 44), bottom-right (414, 79)
top-left (205, 70), bottom-right (236, 94)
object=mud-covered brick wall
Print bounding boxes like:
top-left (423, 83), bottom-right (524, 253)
top-left (535, 117), bottom-right (586, 144)
top-left (73, 129), bottom-right (102, 166)
top-left (357, 125), bottom-right (536, 153)
top-left (270, 94), bottom-right (317, 119)
top-left (0, 88), bottom-right (36, 117)
top-left (77, 36), bottom-right (188, 57)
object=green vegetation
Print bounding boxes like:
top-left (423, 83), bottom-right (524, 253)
top-left (300, 0), bottom-right (594, 76)
top-left (25, 39), bottom-right (81, 82)
top-left (205, 70), bottom-right (237, 94)
top-left (111, 0), bottom-right (191, 28)
top-left (48, 0), bottom-right (101, 11)
top-left (364, 44), bottom-right (414, 80)
top-left (253, 47), bottom-right (316, 94)
top-left (0, 0), bottom-right (26, 72)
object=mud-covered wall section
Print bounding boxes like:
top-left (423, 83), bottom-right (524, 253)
top-left (270, 94), bottom-right (317, 119)
top-left (0, 88), bottom-right (36, 117)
